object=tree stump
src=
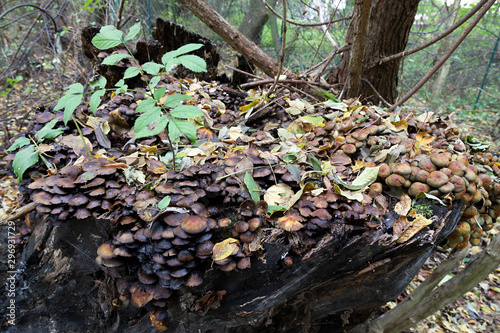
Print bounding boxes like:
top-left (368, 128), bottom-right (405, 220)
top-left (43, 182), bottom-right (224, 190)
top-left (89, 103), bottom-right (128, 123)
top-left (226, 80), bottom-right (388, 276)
top-left (2, 201), bottom-right (463, 333)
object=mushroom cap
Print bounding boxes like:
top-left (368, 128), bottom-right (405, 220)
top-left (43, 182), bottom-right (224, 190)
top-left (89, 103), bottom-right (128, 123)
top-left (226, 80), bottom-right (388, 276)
top-left (427, 171), bottom-right (449, 188)
top-left (277, 216), bottom-right (304, 231)
top-left (181, 215), bottom-right (208, 234)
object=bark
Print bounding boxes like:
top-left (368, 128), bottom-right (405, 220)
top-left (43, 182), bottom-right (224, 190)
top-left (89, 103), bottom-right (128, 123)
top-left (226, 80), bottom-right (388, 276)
top-left (344, 0), bottom-right (372, 99)
top-left (178, 0), bottom-right (282, 78)
top-left (1, 202), bottom-right (464, 333)
top-left (238, 0), bottom-right (276, 45)
top-left (328, 0), bottom-right (421, 104)
top-left (431, 0), bottom-right (461, 101)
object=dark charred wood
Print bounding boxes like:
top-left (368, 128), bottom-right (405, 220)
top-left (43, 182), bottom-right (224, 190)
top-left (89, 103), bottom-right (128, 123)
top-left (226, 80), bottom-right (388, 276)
top-left (1, 201), bottom-right (463, 333)
top-left (150, 18), bottom-right (219, 81)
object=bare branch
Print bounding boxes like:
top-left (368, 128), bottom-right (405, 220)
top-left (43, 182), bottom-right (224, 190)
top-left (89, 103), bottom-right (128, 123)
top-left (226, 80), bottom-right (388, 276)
top-left (377, 0), bottom-right (488, 65)
top-left (388, 0), bottom-right (496, 112)
top-left (264, 0), bottom-right (351, 27)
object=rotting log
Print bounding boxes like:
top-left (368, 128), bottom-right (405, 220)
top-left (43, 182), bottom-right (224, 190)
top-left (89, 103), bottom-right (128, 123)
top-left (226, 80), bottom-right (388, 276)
top-left (2, 202), bottom-right (463, 333)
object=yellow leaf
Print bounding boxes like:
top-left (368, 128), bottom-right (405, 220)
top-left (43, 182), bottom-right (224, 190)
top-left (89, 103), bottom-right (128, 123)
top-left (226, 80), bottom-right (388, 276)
top-left (238, 100), bottom-right (259, 114)
top-left (397, 214), bottom-right (432, 243)
top-left (351, 159), bottom-right (365, 171)
top-left (384, 119), bottom-right (408, 132)
top-left (394, 193), bottom-right (412, 216)
top-left (264, 183), bottom-right (294, 207)
top-left (212, 238), bottom-right (240, 261)
top-left (393, 215), bottom-right (410, 237)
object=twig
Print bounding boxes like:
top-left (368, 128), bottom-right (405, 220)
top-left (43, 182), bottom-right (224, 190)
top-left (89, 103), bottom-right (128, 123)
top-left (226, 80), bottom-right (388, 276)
top-left (224, 65), bottom-right (264, 80)
top-left (115, 0), bottom-right (126, 29)
top-left (308, 0), bottom-right (341, 68)
top-left (360, 78), bottom-right (392, 107)
top-left (388, 0), bottom-right (496, 112)
top-left (0, 202), bottom-right (37, 227)
top-left (246, 0), bottom-right (287, 121)
top-left (264, 1), bottom-right (351, 27)
top-left (377, 0), bottom-right (488, 66)
top-left (241, 79), bottom-right (331, 90)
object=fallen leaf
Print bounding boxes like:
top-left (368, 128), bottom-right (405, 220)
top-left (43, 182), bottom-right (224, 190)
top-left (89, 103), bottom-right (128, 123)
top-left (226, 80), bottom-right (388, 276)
top-left (394, 193), bottom-right (412, 216)
top-left (212, 238), bottom-right (240, 261)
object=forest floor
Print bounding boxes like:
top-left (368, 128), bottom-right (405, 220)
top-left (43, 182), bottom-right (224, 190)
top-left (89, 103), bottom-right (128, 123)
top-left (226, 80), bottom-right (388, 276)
top-left (1, 72), bottom-right (499, 332)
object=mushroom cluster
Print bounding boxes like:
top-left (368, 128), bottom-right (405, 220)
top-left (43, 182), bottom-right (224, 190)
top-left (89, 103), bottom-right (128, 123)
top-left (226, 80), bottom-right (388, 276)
top-left (6, 54), bottom-right (500, 331)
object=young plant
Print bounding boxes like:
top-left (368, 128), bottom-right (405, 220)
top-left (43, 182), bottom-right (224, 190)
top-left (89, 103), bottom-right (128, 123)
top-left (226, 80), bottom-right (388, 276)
top-left (8, 23), bottom-right (208, 183)
top-left (7, 119), bottom-right (65, 182)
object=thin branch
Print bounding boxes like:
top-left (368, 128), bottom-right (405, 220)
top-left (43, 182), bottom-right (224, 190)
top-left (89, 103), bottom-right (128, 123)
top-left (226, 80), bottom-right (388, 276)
top-left (264, 0), bottom-right (351, 27)
top-left (360, 78), bottom-right (392, 107)
top-left (241, 79), bottom-right (331, 90)
top-left (388, 0), bottom-right (496, 112)
top-left (0, 202), bottom-right (37, 226)
top-left (247, 0), bottom-right (287, 121)
top-left (377, 0), bottom-right (488, 65)
top-left (0, 4), bottom-right (59, 32)
top-left (115, 0), bottom-right (126, 29)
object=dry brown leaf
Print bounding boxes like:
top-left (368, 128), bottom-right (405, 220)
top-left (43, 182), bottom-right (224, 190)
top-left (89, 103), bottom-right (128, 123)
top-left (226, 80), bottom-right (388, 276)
top-left (394, 193), bottom-right (412, 216)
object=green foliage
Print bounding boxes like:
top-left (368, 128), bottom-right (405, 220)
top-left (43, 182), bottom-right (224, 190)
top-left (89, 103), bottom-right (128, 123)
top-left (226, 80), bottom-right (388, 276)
top-left (1, 75), bottom-right (23, 97)
top-left (53, 83), bottom-right (84, 125)
top-left (244, 172), bottom-right (260, 202)
top-left (8, 118), bottom-right (66, 182)
top-left (158, 196), bottom-right (171, 209)
top-left (12, 145), bottom-right (39, 183)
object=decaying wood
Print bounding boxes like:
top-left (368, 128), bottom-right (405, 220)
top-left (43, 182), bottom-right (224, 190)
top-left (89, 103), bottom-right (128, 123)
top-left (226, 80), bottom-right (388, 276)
top-left (3, 201), bottom-right (463, 333)
top-left (0, 202), bottom-right (36, 226)
top-left (177, 0), bottom-right (283, 79)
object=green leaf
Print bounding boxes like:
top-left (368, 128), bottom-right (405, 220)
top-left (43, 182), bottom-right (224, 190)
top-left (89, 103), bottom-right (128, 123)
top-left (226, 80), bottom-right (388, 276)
top-left (415, 192), bottom-right (446, 206)
top-left (168, 118), bottom-right (197, 143)
top-left (123, 67), bottom-right (140, 79)
top-left (163, 94), bottom-right (193, 107)
top-left (142, 62), bottom-right (163, 75)
top-left (7, 137), bottom-right (31, 152)
top-left (332, 166), bottom-right (381, 191)
top-left (244, 172), bottom-right (260, 202)
top-left (115, 79), bottom-right (125, 88)
top-left (334, 185), bottom-right (364, 202)
top-left (158, 196), bottom-right (171, 209)
top-left (12, 145), bottom-right (39, 183)
top-left (308, 155), bottom-right (322, 172)
top-left (125, 22), bottom-right (141, 41)
top-left (176, 54), bottom-right (207, 72)
top-left (92, 25), bottom-right (124, 49)
top-left (351, 166), bottom-right (381, 188)
top-left (161, 43), bottom-right (204, 65)
top-left (89, 89), bottom-right (106, 114)
top-left (267, 205), bottom-right (287, 215)
top-left (134, 107), bottom-right (162, 132)
top-left (135, 115), bottom-right (169, 139)
top-left (35, 118), bottom-right (64, 142)
top-left (153, 86), bottom-right (166, 100)
top-left (136, 98), bottom-right (156, 113)
top-left (89, 75), bottom-right (107, 89)
top-left (53, 83), bottom-right (84, 125)
top-left (170, 105), bottom-right (204, 119)
top-left (149, 76), bottom-right (161, 90)
top-left (102, 53), bottom-right (131, 65)
top-left (314, 89), bottom-right (340, 102)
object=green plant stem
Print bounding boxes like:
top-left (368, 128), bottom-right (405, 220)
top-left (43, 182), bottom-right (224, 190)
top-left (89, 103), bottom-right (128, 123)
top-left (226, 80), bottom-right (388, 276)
top-left (71, 115), bottom-right (92, 157)
top-left (123, 42), bottom-right (177, 170)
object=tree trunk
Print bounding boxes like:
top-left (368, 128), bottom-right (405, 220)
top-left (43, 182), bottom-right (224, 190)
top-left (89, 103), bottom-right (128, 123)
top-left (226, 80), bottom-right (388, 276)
top-left (238, 0), bottom-right (277, 45)
top-left (328, 0), bottom-right (421, 104)
top-left (431, 0), bottom-right (461, 101)
top-left (178, 0), bottom-right (282, 78)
